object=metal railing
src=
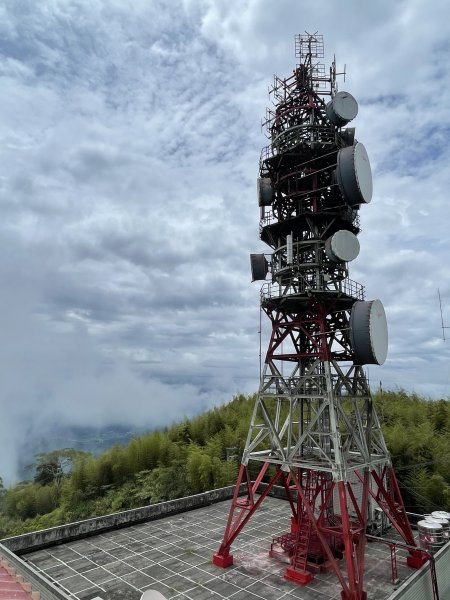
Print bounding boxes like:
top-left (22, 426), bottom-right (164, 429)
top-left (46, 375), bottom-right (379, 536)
top-left (260, 277), bottom-right (364, 302)
top-left (259, 206), bottom-right (361, 231)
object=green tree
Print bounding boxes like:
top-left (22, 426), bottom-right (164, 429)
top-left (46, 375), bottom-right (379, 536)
top-left (32, 449), bottom-right (90, 486)
top-left (5, 484), bottom-right (37, 520)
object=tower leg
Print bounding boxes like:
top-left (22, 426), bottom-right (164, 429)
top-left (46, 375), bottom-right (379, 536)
top-left (338, 481), bottom-right (367, 600)
top-left (213, 462), bottom-right (284, 568)
top-left (355, 468), bottom-right (428, 569)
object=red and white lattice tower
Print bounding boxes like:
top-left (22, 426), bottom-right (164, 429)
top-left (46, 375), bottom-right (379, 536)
top-left (213, 33), bottom-right (425, 600)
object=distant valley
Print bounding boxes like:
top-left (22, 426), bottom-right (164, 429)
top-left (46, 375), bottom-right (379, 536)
top-left (17, 424), bottom-right (152, 481)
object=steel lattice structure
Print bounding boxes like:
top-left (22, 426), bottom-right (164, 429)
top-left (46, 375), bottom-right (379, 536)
top-left (213, 33), bottom-right (425, 600)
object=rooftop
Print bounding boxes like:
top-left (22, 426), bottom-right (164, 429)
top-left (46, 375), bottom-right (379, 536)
top-left (20, 496), bottom-right (421, 600)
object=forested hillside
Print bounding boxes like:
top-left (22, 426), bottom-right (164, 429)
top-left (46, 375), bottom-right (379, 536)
top-left (0, 391), bottom-right (449, 538)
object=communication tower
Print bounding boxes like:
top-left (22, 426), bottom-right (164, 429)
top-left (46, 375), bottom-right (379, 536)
top-left (213, 33), bottom-right (425, 600)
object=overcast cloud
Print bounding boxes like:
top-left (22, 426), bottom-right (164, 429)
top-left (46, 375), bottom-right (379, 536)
top-left (0, 0), bottom-right (449, 484)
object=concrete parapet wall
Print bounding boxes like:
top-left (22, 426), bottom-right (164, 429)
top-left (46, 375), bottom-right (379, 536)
top-left (1, 484), bottom-right (245, 554)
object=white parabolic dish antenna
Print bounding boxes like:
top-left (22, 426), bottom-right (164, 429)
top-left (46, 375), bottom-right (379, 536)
top-left (336, 142), bottom-right (373, 206)
top-left (350, 299), bottom-right (388, 365)
top-left (326, 91), bottom-right (358, 126)
top-left (325, 230), bottom-right (360, 262)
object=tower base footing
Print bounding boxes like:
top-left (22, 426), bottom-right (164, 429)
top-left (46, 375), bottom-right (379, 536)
top-left (340, 592), bottom-right (367, 600)
top-left (212, 553), bottom-right (233, 568)
top-left (284, 567), bottom-right (313, 585)
top-left (407, 551), bottom-right (428, 569)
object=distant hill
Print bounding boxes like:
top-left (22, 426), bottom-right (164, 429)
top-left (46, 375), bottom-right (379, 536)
top-left (1, 392), bottom-right (448, 540)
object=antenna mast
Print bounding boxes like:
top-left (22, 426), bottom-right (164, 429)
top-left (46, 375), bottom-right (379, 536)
top-left (438, 288), bottom-right (449, 341)
top-left (213, 33), bottom-right (426, 600)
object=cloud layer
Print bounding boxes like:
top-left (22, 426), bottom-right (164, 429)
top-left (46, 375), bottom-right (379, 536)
top-left (1, 0), bottom-right (449, 482)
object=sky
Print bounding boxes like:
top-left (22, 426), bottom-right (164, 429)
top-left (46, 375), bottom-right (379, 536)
top-left (1, 0), bottom-right (450, 484)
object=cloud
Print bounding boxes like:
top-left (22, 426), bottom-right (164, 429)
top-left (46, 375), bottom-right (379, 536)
top-left (0, 0), bottom-right (449, 482)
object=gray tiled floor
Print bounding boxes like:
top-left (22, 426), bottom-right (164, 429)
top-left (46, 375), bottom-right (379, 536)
top-left (23, 497), bottom-right (415, 600)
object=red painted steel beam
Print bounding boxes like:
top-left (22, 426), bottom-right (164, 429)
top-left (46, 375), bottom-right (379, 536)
top-left (213, 465), bottom-right (283, 567)
top-left (338, 481), bottom-right (365, 600)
